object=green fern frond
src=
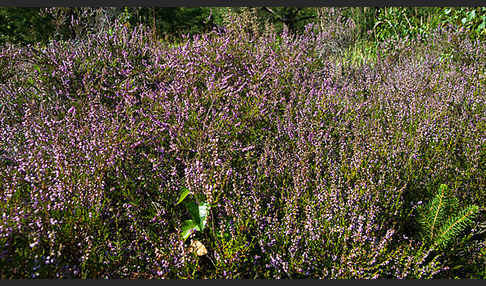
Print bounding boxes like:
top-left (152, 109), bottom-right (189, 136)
top-left (444, 195), bottom-right (460, 217)
top-left (426, 184), bottom-right (448, 241)
top-left (417, 184), bottom-right (480, 251)
top-left (417, 205), bottom-right (433, 243)
top-left (433, 205), bottom-right (479, 250)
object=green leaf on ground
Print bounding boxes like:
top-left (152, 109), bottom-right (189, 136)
top-left (181, 219), bottom-right (200, 241)
top-left (175, 187), bottom-right (191, 206)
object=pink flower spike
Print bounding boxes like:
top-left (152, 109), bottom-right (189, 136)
top-left (68, 106), bottom-right (76, 115)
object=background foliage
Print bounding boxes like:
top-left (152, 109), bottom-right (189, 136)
top-left (1, 7), bottom-right (485, 46)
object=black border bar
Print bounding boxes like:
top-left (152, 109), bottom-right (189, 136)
top-left (0, 1), bottom-right (485, 7)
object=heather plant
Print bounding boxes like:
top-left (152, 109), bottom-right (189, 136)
top-left (0, 11), bottom-right (485, 279)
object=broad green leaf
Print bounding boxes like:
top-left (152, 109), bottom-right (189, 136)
top-left (181, 219), bottom-right (200, 241)
top-left (198, 202), bottom-right (210, 230)
top-left (175, 187), bottom-right (191, 206)
top-left (185, 200), bottom-right (200, 223)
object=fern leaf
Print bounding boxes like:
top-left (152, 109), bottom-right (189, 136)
top-left (428, 184), bottom-right (448, 241)
top-left (444, 191), bottom-right (460, 219)
top-left (433, 205), bottom-right (479, 250)
top-left (417, 204), bottom-right (433, 242)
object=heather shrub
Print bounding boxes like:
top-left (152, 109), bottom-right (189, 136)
top-left (0, 13), bottom-right (485, 279)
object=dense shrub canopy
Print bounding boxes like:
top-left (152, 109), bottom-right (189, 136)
top-left (0, 11), bottom-right (485, 279)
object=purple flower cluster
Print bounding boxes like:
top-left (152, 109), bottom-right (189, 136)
top-left (0, 14), bottom-right (484, 278)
